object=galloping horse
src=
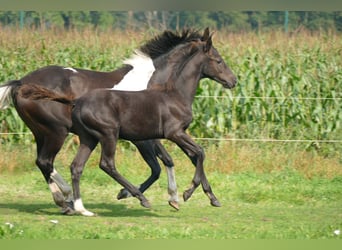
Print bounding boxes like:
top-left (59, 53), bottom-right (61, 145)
top-left (0, 29), bottom-right (206, 213)
top-left (20, 29), bottom-right (237, 216)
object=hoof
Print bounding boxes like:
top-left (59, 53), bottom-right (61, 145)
top-left (210, 199), bottom-right (222, 207)
top-left (168, 201), bottom-right (179, 210)
top-left (117, 188), bottom-right (132, 200)
top-left (61, 206), bottom-right (76, 215)
top-left (140, 200), bottom-right (151, 208)
top-left (80, 210), bottom-right (96, 217)
top-left (183, 190), bottom-right (192, 202)
top-left (66, 200), bottom-right (74, 209)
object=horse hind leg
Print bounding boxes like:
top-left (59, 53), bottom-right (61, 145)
top-left (35, 135), bottom-right (75, 214)
top-left (70, 142), bottom-right (97, 217)
top-left (50, 169), bottom-right (74, 212)
top-left (153, 140), bottom-right (179, 210)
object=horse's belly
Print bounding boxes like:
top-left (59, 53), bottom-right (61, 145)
top-left (119, 127), bottom-right (162, 141)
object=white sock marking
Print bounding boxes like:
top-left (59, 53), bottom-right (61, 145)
top-left (166, 167), bottom-right (179, 202)
top-left (50, 169), bottom-right (73, 202)
top-left (112, 50), bottom-right (155, 91)
top-left (74, 198), bottom-right (95, 216)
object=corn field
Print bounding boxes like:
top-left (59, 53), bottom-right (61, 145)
top-left (0, 28), bottom-right (341, 156)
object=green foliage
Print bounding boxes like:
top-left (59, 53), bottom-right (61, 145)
top-left (0, 30), bottom-right (341, 158)
top-left (190, 33), bottom-right (342, 157)
top-left (0, 11), bottom-right (342, 32)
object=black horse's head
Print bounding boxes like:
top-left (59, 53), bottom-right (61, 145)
top-left (199, 28), bottom-right (237, 89)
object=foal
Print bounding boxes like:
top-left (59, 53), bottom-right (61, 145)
top-left (20, 32), bottom-right (237, 216)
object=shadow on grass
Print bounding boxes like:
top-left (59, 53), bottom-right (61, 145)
top-left (0, 202), bottom-right (167, 218)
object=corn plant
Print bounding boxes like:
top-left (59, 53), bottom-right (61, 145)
top-left (0, 29), bottom-right (341, 156)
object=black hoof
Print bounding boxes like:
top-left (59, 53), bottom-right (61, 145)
top-left (140, 200), bottom-right (151, 208)
top-left (66, 200), bottom-right (74, 210)
top-left (210, 199), bottom-right (221, 207)
top-left (61, 206), bottom-right (76, 215)
top-left (183, 190), bottom-right (192, 202)
top-left (117, 188), bottom-right (131, 200)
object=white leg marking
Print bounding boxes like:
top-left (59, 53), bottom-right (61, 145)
top-left (50, 169), bottom-right (73, 202)
top-left (64, 67), bottom-right (78, 73)
top-left (166, 167), bottom-right (179, 203)
top-left (112, 50), bottom-right (155, 91)
top-left (48, 182), bottom-right (65, 206)
top-left (74, 199), bottom-right (95, 216)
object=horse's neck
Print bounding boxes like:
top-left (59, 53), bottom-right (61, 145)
top-left (147, 55), bottom-right (172, 87)
top-left (171, 54), bottom-right (203, 106)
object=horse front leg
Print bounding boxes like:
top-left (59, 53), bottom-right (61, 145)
top-left (100, 136), bottom-right (151, 209)
top-left (35, 134), bottom-right (74, 215)
top-left (169, 131), bottom-right (221, 207)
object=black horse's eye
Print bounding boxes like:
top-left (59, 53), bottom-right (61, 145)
top-left (217, 59), bottom-right (222, 64)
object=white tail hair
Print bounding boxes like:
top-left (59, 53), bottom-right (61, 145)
top-left (0, 84), bottom-right (12, 109)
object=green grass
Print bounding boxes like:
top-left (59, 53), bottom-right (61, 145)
top-left (0, 143), bottom-right (341, 239)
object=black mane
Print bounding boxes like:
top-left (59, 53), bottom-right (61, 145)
top-left (139, 29), bottom-right (203, 59)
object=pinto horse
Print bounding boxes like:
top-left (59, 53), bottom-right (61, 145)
top-left (0, 29), bottom-right (207, 213)
top-left (19, 29), bottom-right (237, 216)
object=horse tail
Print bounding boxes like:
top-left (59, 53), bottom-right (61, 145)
top-left (18, 84), bottom-right (74, 105)
top-left (0, 80), bottom-right (21, 109)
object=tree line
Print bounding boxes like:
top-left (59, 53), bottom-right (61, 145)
top-left (0, 11), bottom-right (341, 32)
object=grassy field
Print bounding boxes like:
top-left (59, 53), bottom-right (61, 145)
top-left (0, 141), bottom-right (341, 239)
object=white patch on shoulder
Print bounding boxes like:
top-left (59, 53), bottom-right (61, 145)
top-left (112, 50), bottom-right (155, 91)
top-left (64, 67), bottom-right (78, 73)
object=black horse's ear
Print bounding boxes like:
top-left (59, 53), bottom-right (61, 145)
top-left (202, 27), bottom-right (210, 41)
top-left (204, 34), bottom-right (213, 52)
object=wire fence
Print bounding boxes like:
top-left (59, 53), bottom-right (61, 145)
top-left (195, 96), bottom-right (342, 100)
top-left (1, 95), bottom-right (341, 143)
top-left (1, 132), bottom-right (341, 144)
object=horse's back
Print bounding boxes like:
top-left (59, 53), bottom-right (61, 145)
top-left (19, 65), bottom-right (132, 97)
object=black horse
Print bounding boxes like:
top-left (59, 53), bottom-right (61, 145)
top-left (20, 29), bottom-right (237, 216)
top-left (0, 29), bottom-right (207, 213)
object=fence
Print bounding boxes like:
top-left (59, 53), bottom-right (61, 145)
top-left (1, 95), bottom-right (341, 144)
